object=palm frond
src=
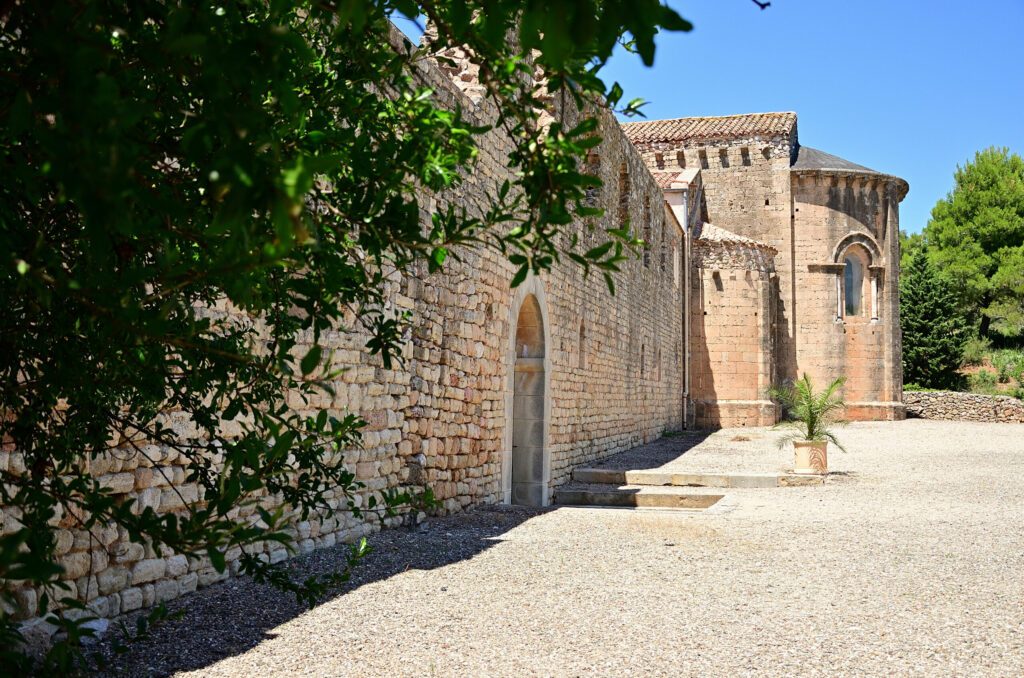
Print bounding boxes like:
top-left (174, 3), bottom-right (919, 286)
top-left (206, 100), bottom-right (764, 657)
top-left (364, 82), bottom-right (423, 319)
top-left (769, 373), bottom-right (848, 452)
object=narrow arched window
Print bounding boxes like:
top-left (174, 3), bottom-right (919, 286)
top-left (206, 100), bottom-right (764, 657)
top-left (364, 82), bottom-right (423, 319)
top-left (844, 254), bottom-right (864, 316)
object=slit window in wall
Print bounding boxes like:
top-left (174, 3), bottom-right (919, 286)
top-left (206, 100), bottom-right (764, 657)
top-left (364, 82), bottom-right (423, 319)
top-left (698, 150), bottom-right (709, 170)
top-left (656, 348), bottom-right (661, 381)
top-left (642, 197), bottom-right (652, 268)
top-left (719, 149), bottom-right (730, 168)
top-left (584, 151), bottom-right (601, 206)
top-left (654, 152), bottom-right (665, 169)
top-left (844, 254), bottom-right (865, 317)
top-left (741, 147), bottom-right (752, 166)
top-left (641, 344), bottom-right (645, 377)
top-left (578, 320), bottom-right (586, 370)
top-left (618, 163), bottom-right (629, 229)
top-left (659, 217), bottom-right (667, 272)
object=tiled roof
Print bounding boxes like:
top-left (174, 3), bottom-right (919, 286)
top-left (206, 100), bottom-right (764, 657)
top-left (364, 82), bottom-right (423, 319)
top-left (622, 112), bottom-right (797, 145)
top-left (791, 145), bottom-right (909, 198)
top-left (696, 223), bottom-right (776, 252)
top-left (791, 146), bottom-right (877, 174)
top-left (652, 172), bottom-right (683, 188)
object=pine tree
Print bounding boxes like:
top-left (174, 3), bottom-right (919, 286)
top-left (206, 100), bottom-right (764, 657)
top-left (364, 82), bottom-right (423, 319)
top-left (901, 248), bottom-right (969, 388)
top-left (924, 147), bottom-right (1024, 338)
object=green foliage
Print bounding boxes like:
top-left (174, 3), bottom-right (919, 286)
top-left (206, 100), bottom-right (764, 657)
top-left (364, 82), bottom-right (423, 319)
top-left (900, 248), bottom-right (970, 388)
top-left (923, 147), bottom-right (1024, 339)
top-left (961, 336), bottom-right (993, 367)
top-left (899, 229), bottom-right (924, 271)
top-left (968, 369), bottom-right (999, 394)
top-left (991, 348), bottom-right (1024, 383)
top-left (902, 383), bottom-right (942, 392)
top-left (0, 0), bottom-right (696, 670)
top-left (769, 374), bottom-right (848, 452)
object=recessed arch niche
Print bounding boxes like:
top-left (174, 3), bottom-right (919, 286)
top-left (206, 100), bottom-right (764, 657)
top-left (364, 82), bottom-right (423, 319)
top-left (504, 277), bottom-right (551, 506)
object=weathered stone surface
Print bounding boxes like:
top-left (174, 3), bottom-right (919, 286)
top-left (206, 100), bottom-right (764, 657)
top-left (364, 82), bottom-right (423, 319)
top-left (904, 391), bottom-right (1024, 423)
top-left (165, 554), bottom-right (188, 577)
top-left (131, 558), bottom-right (166, 585)
top-left (97, 567), bottom-right (130, 596)
top-left (98, 472), bottom-right (136, 495)
top-left (120, 587), bottom-right (143, 612)
top-left (59, 552), bottom-right (91, 581)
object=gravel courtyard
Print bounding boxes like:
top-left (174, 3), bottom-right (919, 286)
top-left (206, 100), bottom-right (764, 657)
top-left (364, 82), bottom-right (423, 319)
top-left (99, 420), bottom-right (1024, 677)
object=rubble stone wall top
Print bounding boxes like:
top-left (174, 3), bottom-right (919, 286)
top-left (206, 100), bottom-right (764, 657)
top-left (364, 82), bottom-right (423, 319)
top-left (904, 391), bottom-right (1024, 423)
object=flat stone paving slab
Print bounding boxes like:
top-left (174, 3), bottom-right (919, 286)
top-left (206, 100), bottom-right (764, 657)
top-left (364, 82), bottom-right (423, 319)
top-left (96, 421), bottom-right (1024, 677)
top-left (554, 482), bottom-right (726, 509)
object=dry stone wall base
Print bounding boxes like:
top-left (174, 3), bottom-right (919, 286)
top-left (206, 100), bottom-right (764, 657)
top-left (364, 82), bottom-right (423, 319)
top-left (904, 391), bottom-right (1024, 423)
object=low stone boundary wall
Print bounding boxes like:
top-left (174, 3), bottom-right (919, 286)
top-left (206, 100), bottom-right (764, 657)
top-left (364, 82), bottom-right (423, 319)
top-left (903, 391), bottom-right (1024, 423)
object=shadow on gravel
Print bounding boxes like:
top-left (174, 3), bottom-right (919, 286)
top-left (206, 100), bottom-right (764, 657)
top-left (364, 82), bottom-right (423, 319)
top-left (94, 504), bottom-right (547, 677)
top-left (589, 430), bottom-right (715, 471)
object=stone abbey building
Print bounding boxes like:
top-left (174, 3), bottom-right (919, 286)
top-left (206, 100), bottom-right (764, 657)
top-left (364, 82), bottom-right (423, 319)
top-left (5, 33), bottom-right (908, 627)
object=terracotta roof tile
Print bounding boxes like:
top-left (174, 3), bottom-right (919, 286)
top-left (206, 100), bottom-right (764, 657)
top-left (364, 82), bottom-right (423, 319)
top-left (622, 112), bottom-right (797, 145)
top-left (652, 172), bottom-right (683, 188)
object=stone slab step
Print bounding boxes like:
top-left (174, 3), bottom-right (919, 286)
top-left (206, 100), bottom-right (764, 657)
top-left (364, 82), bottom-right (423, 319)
top-left (572, 467), bottom-right (823, 488)
top-left (554, 484), bottom-right (725, 510)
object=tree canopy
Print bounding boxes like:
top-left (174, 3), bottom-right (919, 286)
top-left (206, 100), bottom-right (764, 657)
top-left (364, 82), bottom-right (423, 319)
top-left (923, 147), bottom-right (1024, 339)
top-left (0, 0), bottom-right (701, 671)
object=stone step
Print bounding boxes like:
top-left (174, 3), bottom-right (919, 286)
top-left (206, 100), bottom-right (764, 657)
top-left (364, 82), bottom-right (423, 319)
top-left (572, 467), bottom-right (823, 488)
top-left (554, 483), bottom-right (726, 510)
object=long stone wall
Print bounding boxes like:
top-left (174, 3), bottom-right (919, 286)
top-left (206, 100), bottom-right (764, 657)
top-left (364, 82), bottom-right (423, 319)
top-left (3, 27), bottom-right (686, 630)
top-left (904, 391), bottom-right (1024, 423)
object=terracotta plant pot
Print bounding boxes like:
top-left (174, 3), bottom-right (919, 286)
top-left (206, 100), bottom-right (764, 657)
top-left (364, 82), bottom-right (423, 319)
top-left (793, 440), bottom-right (828, 475)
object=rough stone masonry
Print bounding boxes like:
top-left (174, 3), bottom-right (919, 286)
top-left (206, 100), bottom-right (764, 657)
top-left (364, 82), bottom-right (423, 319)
top-left (2, 22), bottom-right (910, 631)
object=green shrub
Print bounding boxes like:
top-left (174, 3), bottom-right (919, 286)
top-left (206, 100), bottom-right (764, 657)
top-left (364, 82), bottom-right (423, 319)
top-left (969, 369), bottom-right (999, 394)
top-left (903, 383), bottom-right (942, 392)
top-left (961, 336), bottom-right (992, 366)
top-left (991, 348), bottom-right (1024, 384)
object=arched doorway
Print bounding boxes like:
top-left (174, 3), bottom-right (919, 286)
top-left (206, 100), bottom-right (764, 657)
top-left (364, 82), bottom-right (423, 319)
top-left (511, 294), bottom-right (546, 506)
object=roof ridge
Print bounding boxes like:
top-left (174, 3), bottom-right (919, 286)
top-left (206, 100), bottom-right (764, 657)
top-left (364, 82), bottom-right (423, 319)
top-left (621, 112), bottom-right (797, 145)
top-left (622, 111), bottom-right (797, 127)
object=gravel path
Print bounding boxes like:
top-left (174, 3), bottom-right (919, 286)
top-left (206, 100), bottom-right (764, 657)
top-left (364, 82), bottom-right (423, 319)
top-left (586, 428), bottom-right (805, 474)
top-left (97, 420), bottom-right (1024, 676)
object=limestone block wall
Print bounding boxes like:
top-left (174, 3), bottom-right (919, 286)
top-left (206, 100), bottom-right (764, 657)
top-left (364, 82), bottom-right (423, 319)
top-left (3, 28), bottom-right (684, 627)
top-left (633, 135), bottom-right (798, 386)
top-left (904, 391), bottom-right (1024, 423)
top-left (689, 238), bottom-right (777, 428)
top-left (790, 173), bottom-right (904, 420)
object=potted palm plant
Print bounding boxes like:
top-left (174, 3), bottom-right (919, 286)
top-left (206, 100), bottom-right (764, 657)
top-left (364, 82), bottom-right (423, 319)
top-left (770, 373), bottom-right (847, 475)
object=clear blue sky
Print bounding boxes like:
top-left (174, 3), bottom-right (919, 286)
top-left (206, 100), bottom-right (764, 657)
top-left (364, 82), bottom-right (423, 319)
top-left (600, 0), bottom-right (1024, 233)
top-left (394, 1), bottom-right (1023, 233)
